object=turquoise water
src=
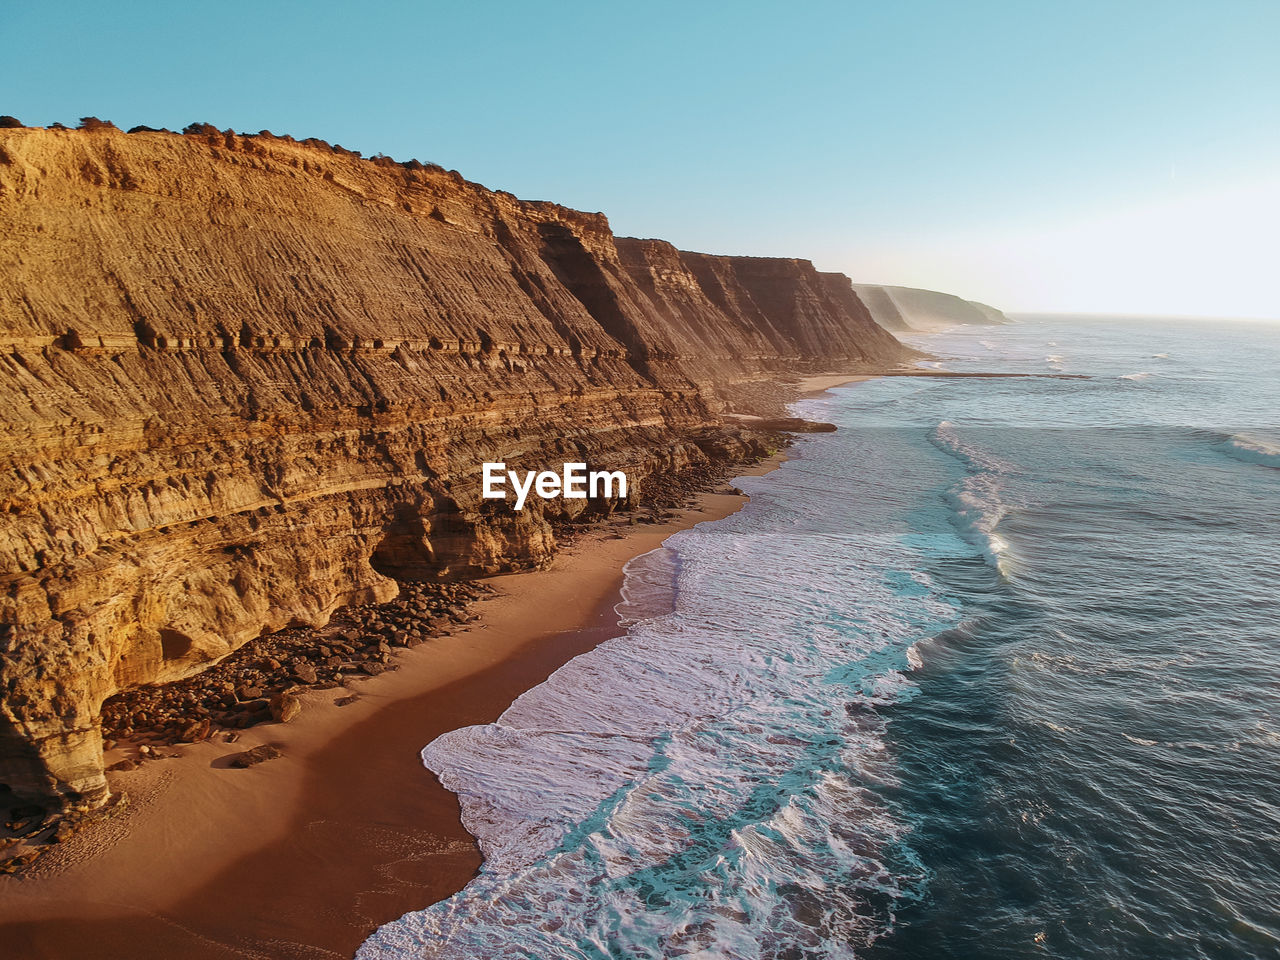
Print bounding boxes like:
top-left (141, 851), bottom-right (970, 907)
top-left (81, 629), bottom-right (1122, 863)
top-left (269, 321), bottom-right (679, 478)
top-left (361, 316), bottom-right (1280, 959)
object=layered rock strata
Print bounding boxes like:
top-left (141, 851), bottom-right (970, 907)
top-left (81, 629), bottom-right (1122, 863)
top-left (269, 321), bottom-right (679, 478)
top-left (0, 125), bottom-right (910, 806)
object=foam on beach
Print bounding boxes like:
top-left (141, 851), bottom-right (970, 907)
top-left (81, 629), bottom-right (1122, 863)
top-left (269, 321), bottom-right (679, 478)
top-left (360, 411), bottom-right (962, 959)
top-left (615, 545), bottom-right (681, 626)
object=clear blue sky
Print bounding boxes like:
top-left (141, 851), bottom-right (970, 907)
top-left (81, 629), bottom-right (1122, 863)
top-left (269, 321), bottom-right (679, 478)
top-left (6, 1), bottom-right (1278, 316)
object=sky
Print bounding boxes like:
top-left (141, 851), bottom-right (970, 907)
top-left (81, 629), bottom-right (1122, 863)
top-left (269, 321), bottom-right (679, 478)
top-left (5, 1), bottom-right (1278, 318)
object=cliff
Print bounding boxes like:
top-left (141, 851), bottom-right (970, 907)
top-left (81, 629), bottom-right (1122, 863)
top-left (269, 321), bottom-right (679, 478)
top-left (612, 241), bottom-right (906, 393)
top-left (0, 125), bottom-right (911, 806)
top-left (853, 283), bottom-right (1010, 331)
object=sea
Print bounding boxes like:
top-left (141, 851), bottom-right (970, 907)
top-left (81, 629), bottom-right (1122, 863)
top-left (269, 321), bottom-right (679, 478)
top-left (360, 315), bottom-right (1280, 960)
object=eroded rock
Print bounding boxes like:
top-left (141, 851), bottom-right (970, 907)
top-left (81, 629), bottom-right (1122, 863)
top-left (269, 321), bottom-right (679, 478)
top-left (229, 745), bottom-right (283, 768)
top-left (268, 692), bottom-right (301, 724)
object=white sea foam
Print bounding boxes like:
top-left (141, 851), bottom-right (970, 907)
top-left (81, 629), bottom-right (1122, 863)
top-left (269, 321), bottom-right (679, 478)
top-left (1121, 372), bottom-right (1152, 381)
top-left (615, 545), bottom-right (680, 625)
top-left (929, 421), bottom-right (1019, 577)
top-left (1219, 433), bottom-right (1280, 469)
top-left (1043, 720), bottom-right (1080, 734)
top-left (1121, 732), bottom-right (1160, 747)
top-left (361, 468), bottom-right (954, 958)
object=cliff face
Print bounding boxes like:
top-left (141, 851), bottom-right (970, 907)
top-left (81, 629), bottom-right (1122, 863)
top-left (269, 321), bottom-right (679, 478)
top-left (0, 126), bottom-right (909, 806)
top-left (853, 283), bottom-right (1010, 331)
top-left (610, 241), bottom-right (905, 394)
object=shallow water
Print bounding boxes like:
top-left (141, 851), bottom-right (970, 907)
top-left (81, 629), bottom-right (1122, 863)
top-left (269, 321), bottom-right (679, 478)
top-left (361, 315), bottom-right (1280, 960)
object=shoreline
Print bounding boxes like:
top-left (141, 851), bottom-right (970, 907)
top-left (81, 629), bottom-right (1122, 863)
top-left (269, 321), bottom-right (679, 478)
top-left (795, 372), bottom-right (876, 396)
top-left (0, 453), bottom-right (788, 959)
top-left (0, 372), bottom-right (870, 959)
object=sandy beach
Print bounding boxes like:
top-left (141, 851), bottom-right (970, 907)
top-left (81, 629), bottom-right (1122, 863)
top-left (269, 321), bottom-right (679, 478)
top-left (795, 373), bottom-right (876, 395)
top-left (0, 456), bottom-right (794, 959)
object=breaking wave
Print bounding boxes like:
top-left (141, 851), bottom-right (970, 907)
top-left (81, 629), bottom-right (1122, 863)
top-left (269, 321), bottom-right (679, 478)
top-left (361, 448), bottom-right (956, 958)
top-left (615, 545), bottom-right (681, 626)
top-left (928, 421), bottom-right (1019, 577)
top-left (1218, 433), bottom-right (1280, 470)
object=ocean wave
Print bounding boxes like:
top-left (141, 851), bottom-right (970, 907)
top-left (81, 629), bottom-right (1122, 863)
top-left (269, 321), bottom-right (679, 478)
top-left (615, 546), bottom-right (680, 626)
top-left (1218, 433), bottom-right (1280, 469)
top-left (362, 505), bottom-right (951, 958)
top-left (929, 421), bottom-right (1019, 576)
top-left (1120, 372), bottom-right (1152, 381)
top-left (1121, 732), bottom-right (1160, 747)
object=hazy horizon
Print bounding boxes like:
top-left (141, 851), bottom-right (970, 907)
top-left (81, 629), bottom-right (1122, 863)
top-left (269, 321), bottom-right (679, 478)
top-left (1009, 310), bottom-right (1280, 324)
top-left (6, 1), bottom-right (1277, 319)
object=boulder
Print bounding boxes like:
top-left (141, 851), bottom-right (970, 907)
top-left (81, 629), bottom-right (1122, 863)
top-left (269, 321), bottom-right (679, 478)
top-left (229, 744), bottom-right (283, 768)
top-left (269, 691), bottom-right (301, 723)
top-left (179, 718), bottom-right (211, 742)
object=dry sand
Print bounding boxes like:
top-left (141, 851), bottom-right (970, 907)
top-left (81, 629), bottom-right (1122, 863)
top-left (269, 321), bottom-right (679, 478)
top-left (794, 372), bottom-right (876, 396)
top-left (0, 458), bottom-right (784, 960)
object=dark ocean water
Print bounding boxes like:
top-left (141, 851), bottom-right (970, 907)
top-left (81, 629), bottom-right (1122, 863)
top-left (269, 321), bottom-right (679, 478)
top-left (361, 316), bottom-right (1280, 960)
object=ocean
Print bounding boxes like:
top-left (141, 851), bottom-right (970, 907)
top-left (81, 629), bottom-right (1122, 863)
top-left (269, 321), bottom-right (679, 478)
top-left (360, 315), bottom-right (1280, 960)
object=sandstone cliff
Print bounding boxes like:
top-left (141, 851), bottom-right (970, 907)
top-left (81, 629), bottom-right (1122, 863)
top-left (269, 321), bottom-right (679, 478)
top-left (0, 125), bottom-right (911, 806)
top-left (853, 283), bottom-right (1010, 331)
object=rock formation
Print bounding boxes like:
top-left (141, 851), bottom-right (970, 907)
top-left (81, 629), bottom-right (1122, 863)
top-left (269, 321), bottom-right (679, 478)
top-left (853, 283), bottom-right (1010, 331)
top-left (0, 124), bottom-right (912, 807)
